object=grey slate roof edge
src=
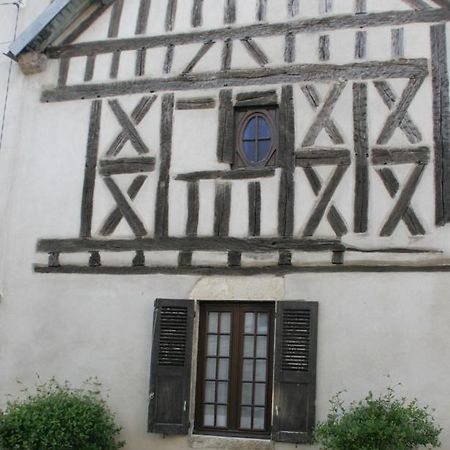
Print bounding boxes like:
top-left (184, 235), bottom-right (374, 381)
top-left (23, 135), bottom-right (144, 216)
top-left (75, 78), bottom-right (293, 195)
top-left (5, 0), bottom-right (114, 61)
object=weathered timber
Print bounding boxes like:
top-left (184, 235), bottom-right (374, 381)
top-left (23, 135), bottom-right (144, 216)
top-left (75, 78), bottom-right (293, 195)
top-left (37, 237), bottom-right (343, 253)
top-left (353, 82), bottom-right (369, 233)
top-left (186, 181), bottom-right (199, 237)
top-left (371, 147), bottom-right (430, 165)
top-left (320, 0), bottom-right (333, 14)
top-left (241, 38), bottom-right (269, 67)
top-left (288, 0), bottom-right (300, 17)
top-left (57, 58), bottom-right (70, 87)
top-left (302, 82), bottom-right (346, 147)
top-left (176, 168), bottom-right (275, 181)
top-left (165, 0), bottom-right (177, 32)
top-left (176, 97), bottom-right (216, 110)
top-left (391, 28), bottom-right (405, 59)
top-left (377, 76), bottom-right (425, 145)
top-left (332, 250), bottom-right (344, 264)
top-left (133, 250), bottom-right (145, 266)
top-left (178, 252), bottom-right (192, 267)
top-left (380, 164), bottom-right (425, 236)
top-left (99, 157), bottom-right (156, 176)
top-left (224, 0), bottom-right (236, 24)
top-left (35, 263), bottom-right (450, 275)
top-left (163, 45), bottom-right (174, 74)
top-left (135, 48), bottom-right (146, 77)
top-left (377, 168), bottom-right (425, 235)
top-left (221, 39), bottom-right (233, 71)
top-left (135, 0), bottom-right (152, 35)
top-left (41, 60), bottom-right (429, 102)
top-left (48, 252), bottom-right (60, 268)
top-left (107, 95), bottom-right (156, 157)
top-left (84, 55), bottom-right (95, 82)
top-left (47, 10), bottom-right (450, 59)
top-left (248, 182), bottom-right (261, 237)
top-left (431, 24), bottom-right (450, 225)
top-left (228, 251), bottom-right (242, 267)
top-left (235, 90), bottom-right (278, 107)
top-left (192, 0), bottom-right (203, 28)
top-left (402, 0), bottom-right (431, 10)
top-left (155, 94), bottom-right (174, 237)
top-left (89, 251), bottom-right (101, 267)
top-left (108, 99), bottom-right (150, 154)
top-left (318, 35), bottom-right (330, 61)
top-left (182, 40), bottom-right (215, 74)
top-left (278, 86), bottom-right (295, 237)
top-left (214, 183), bottom-right (232, 237)
top-left (301, 84), bottom-right (344, 144)
top-left (284, 32), bottom-right (296, 63)
top-left (295, 148), bottom-right (350, 167)
top-left (100, 175), bottom-right (147, 236)
top-left (303, 165), bottom-right (348, 237)
top-left (216, 89), bottom-right (234, 163)
top-left (278, 250), bottom-right (292, 266)
top-left (355, 0), bottom-right (367, 14)
top-left (373, 80), bottom-right (422, 143)
top-left (80, 100), bottom-right (101, 238)
top-left (103, 177), bottom-right (147, 236)
top-left (355, 31), bottom-right (367, 59)
top-left (257, 0), bottom-right (267, 21)
top-left (110, 51), bottom-right (121, 79)
top-left (108, 0), bottom-right (124, 38)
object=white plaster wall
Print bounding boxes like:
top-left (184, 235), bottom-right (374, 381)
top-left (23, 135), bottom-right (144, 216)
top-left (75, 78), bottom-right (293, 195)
top-left (1, 2), bottom-right (450, 450)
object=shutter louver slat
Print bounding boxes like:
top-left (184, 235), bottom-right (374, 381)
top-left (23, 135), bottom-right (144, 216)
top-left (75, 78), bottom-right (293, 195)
top-left (272, 301), bottom-right (318, 444)
top-left (148, 299), bottom-right (194, 435)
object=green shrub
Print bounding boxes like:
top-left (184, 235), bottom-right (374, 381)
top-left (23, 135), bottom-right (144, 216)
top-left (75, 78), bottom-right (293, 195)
top-left (314, 386), bottom-right (442, 450)
top-left (0, 377), bottom-right (125, 450)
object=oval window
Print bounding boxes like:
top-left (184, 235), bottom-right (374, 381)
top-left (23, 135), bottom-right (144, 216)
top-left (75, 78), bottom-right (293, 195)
top-left (241, 114), bottom-right (273, 165)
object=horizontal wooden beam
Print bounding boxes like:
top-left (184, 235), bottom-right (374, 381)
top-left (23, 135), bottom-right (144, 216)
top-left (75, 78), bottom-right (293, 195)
top-left (99, 157), bottom-right (156, 175)
top-left (371, 146), bottom-right (430, 165)
top-left (36, 237), bottom-right (343, 253)
top-left (295, 148), bottom-right (351, 167)
top-left (41, 59), bottom-right (428, 102)
top-left (175, 97), bottom-right (216, 109)
top-left (47, 9), bottom-right (450, 59)
top-left (34, 263), bottom-right (450, 275)
top-left (176, 168), bottom-right (276, 181)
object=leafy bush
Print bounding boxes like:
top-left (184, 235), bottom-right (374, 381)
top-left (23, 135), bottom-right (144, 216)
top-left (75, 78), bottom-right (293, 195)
top-left (314, 386), bottom-right (442, 450)
top-left (0, 377), bottom-right (125, 450)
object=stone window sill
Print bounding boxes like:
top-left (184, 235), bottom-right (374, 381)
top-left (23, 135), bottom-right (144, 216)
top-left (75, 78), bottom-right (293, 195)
top-left (189, 434), bottom-right (273, 450)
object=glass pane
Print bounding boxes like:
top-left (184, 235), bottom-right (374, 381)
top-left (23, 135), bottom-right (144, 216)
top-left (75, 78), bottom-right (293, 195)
top-left (242, 359), bottom-right (253, 381)
top-left (254, 383), bottom-right (266, 406)
top-left (219, 335), bottom-right (230, 357)
top-left (218, 358), bottom-right (229, 380)
top-left (243, 117), bottom-right (257, 140)
top-left (241, 382), bottom-right (253, 405)
top-left (205, 381), bottom-right (216, 403)
top-left (208, 312), bottom-right (219, 333)
top-left (240, 406), bottom-right (252, 429)
top-left (216, 406), bottom-right (227, 428)
top-left (243, 141), bottom-right (256, 162)
top-left (243, 336), bottom-right (254, 357)
top-left (220, 313), bottom-right (231, 334)
top-left (254, 407), bottom-right (265, 430)
top-left (217, 382), bottom-right (228, 404)
top-left (257, 313), bottom-right (269, 334)
top-left (256, 336), bottom-right (267, 358)
top-left (244, 313), bottom-right (255, 333)
top-left (255, 360), bottom-right (266, 382)
top-left (258, 116), bottom-right (271, 139)
top-left (257, 139), bottom-right (271, 161)
top-left (206, 358), bottom-right (216, 380)
top-left (207, 335), bottom-right (217, 356)
top-left (203, 404), bottom-right (215, 427)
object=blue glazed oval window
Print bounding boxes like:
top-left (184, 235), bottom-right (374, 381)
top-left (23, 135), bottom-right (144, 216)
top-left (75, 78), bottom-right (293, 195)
top-left (241, 114), bottom-right (273, 165)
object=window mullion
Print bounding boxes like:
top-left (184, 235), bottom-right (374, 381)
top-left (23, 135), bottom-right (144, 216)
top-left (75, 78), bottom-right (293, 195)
top-left (229, 304), bottom-right (241, 431)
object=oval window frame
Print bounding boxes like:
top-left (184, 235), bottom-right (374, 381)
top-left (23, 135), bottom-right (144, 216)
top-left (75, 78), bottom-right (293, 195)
top-left (236, 110), bottom-right (277, 168)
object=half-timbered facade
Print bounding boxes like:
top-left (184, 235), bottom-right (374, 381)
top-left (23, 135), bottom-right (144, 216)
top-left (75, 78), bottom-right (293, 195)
top-left (1, 0), bottom-right (450, 448)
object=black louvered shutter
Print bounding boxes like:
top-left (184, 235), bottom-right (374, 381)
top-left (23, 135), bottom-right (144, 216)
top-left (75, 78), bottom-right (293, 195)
top-left (272, 301), bottom-right (318, 443)
top-left (148, 299), bottom-right (194, 435)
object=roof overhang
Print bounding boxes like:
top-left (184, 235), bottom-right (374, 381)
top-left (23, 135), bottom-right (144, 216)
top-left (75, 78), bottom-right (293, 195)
top-left (5, 0), bottom-right (113, 61)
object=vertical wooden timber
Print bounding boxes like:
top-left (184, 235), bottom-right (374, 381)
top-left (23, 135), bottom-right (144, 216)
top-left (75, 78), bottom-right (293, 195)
top-left (285, 32), bottom-right (296, 63)
top-left (320, 0), bottom-right (332, 14)
top-left (135, 0), bottom-right (151, 35)
top-left (391, 28), bottom-right (405, 59)
top-left (278, 86), bottom-right (295, 240)
top-left (108, 0), bottom-right (124, 38)
top-left (110, 51), bottom-right (121, 79)
top-left (84, 55), bottom-right (96, 82)
top-left (257, 0), bottom-right (267, 21)
top-left (165, 0), bottom-right (177, 32)
top-left (179, 181), bottom-right (200, 267)
top-left (192, 0), bottom-right (203, 27)
top-left (319, 35), bottom-right (330, 61)
top-left (214, 183), bottom-right (232, 237)
top-left (355, 0), bottom-right (367, 13)
top-left (155, 94), bottom-right (174, 237)
top-left (355, 31), bottom-right (367, 59)
top-left (248, 182), bottom-right (261, 236)
top-left (217, 89), bottom-right (234, 163)
top-left (57, 58), bottom-right (70, 87)
top-left (353, 82), bottom-right (369, 233)
top-left (431, 24), bottom-right (450, 225)
top-left (224, 0), bottom-right (236, 24)
top-left (163, 45), bottom-right (175, 74)
top-left (222, 39), bottom-right (233, 71)
top-left (80, 101), bottom-right (102, 238)
top-left (288, 0), bottom-right (300, 17)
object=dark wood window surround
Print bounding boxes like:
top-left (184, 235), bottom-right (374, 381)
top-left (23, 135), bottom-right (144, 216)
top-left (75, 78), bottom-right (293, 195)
top-left (194, 302), bottom-right (275, 438)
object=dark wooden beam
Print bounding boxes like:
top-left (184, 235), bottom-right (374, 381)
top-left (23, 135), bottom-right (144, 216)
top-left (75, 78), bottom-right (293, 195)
top-left (176, 168), bottom-right (275, 181)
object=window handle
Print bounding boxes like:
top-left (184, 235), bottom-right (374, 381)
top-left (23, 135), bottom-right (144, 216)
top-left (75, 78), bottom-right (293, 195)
top-left (275, 405), bottom-right (280, 416)
top-left (149, 392), bottom-right (155, 401)
top-left (183, 400), bottom-right (187, 412)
